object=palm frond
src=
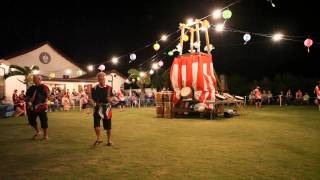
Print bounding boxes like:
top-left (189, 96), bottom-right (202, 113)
top-left (4, 71), bottom-right (26, 79)
top-left (8, 65), bottom-right (27, 74)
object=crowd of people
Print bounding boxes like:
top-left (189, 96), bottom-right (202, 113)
top-left (249, 81), bottom-right (320, 110)
top-left (2, 86), bottom-right (156, 118)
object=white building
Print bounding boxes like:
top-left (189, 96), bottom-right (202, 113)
top-left (0, 42), bottom-right (126, 103)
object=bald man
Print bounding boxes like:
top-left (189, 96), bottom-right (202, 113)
top-left (25, 75), bottom-right (50, 141)
top-left (91, 72), bottom-right (113, 146)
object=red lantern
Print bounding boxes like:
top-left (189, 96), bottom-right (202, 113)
top-left (304, 38), bottom-right (313, 53)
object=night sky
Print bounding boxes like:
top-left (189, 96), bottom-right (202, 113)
top-left (0, 0), bottom-right (319, 80)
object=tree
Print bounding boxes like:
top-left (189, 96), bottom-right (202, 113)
top-left (127, 68), bottom-right (151, 94)
top-left (150, 68), bottom-right (171, 91)
top-left (4, 65), bottom-right (40, 88)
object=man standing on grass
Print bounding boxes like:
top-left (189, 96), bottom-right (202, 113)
top-left (25, 75), bottom-right (50, 141)
top-left (91, 72), bottom-right (113, 146)
top-left (254, 86), bottom-right (262, 109)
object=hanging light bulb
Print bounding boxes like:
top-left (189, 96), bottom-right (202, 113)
top-left (186, 18), bottom-right (194, 26)
top-left (161, 34), bottom-right (168, 41)
top-left (139, 72), bottom-right (146, 77)
top-left (215, 23), bottom-right (224, 32)
top-left (112, 57), bottom-right (119, 64)
top-left (87, 65), bottom-right (94, 71)
top-left (66, 69), bottom-right (72, 75)
top-left (152, 63), bottom-right (160, 70)
top-left (272, 33), bottom-right (283, 41)
top-left (149, 69), bottom-right (154, 75)
top-left (212, 9), bottom-right (222, 19)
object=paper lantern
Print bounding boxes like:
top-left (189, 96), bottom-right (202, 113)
top-left (222, 9), bottom-right (232, 19)
top-left (130, 53), bottom-right (136, 61)
top-left (158, 60), bottom-right (164, 67)
top-left (153, 43), bottom-right (160, 51)
top-left (183, 35), bottom-right (189, 42)
top-left (49, 73), bottom-right (56, 78)
top-left (304, 38), bottom-right (313, 53)
top-left (168, 51), bottom-right (174, 56)
top-left (243, 33), bottom-right (251, 44)
top-left (98, 64), bottom-right (105, 71)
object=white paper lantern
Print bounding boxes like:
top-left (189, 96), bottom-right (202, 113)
top-left (130, 53), bottom-right (136, 61)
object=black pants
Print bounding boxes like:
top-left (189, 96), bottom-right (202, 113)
top-left (27, 109), bottom-right (48, 129)
top-left (93, 106), bottom-right (111, 130)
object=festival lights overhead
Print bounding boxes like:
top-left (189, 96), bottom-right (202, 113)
top-left (66, 69), bottom-right (72, 75)
top-left (272, 33), bottom-right (283, 41)
top-left (161, 35), bottom-right (168, 41)
top-left (215, 23), bottom-right (225, 32)
top-left (112, 57), bottom-right (119, 64)
top-left (212, 9), bottom-right (222, 19)
top-left (83, 0), bottom-right (318, 74)
top-left (87, 65), bottom-right (94, 71)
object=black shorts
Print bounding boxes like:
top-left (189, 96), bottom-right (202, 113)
top-left (93, 107), bottom-right (111, 130)
top-left (82, 103), bottom-right (87, 109)
top-left (27, 109), bottom-right (48, 129)
top-left (119, 101), bottom-right (126, 106)
top-left (255, 99), bottom-right (262, 103)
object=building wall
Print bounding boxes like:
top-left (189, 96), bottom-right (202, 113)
top-left (5, 44), bottom-right (84, 78)
top-left (106, 72), bottom-right (125, 93)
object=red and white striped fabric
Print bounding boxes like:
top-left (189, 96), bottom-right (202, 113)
top-left (170, 53), bottom-right (217, 105)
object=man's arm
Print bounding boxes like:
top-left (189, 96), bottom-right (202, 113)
top-left (107, 87), bottom-right (113, 103)
top-left (91, 87), bottom-right (97, 102)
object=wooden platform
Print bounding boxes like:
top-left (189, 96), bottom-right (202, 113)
top-left (171, 99), bottom-right (244, 119)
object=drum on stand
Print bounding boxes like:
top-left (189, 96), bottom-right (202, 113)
top-left (235, 96), bottom-right (244, 100)
top-left (181, 87), bottom-right (193, 100)
top-left (223, 93), bottom-right (235, 100)
top-left (155, 92), bottom-right (164, 118)
top-left (215, 94), bottom-right (226, 101)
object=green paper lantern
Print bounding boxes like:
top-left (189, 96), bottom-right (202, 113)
top-left (222, 9), bottom-right (232, 19)
top-left (168, 51), bottom-right (174, 56)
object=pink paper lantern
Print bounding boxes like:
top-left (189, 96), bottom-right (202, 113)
top-left (98, 64), bottom-right (105, 71)
top-left (304, 38), bottom-right (313, 53)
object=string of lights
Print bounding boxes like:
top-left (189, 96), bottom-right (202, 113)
top-left (86, 0), bottom-right (317, 81)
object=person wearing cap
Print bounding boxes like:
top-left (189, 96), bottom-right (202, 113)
top-left (254, 86), bottom-right (262, 109)
top-left (314, 81), bottom-right (320, 111)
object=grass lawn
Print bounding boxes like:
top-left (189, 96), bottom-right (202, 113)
top-left (0, 106), bottom-right (319, 179)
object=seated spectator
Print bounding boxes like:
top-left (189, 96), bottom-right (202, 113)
top-left (303, 93), bottom-right (310, 105)
top-left (61, 94), bottom-right (71, 111)
top-left (267, 90), bottom-right (273, 104)
top-left (131, 94), bottom-right (138, 107)
top-left (262, 90), bottom-right (268, 104)
top-left (285, 89), bottom-right (293, 105)
top-left (117, 90), bottom-right (126, 111)
top-left (295, 89), bottom-right (303, 105)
